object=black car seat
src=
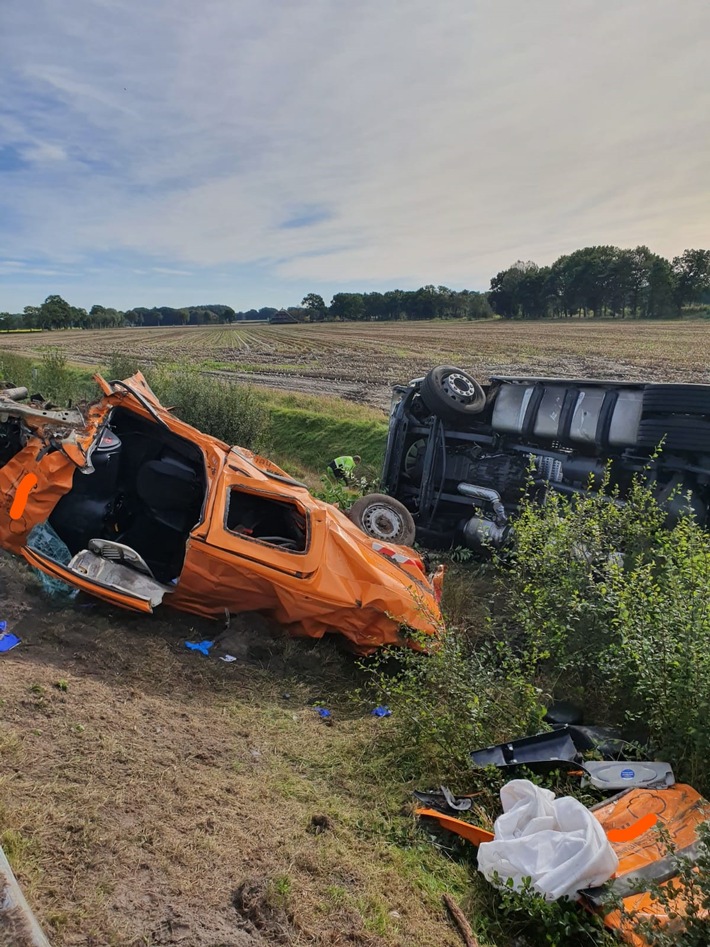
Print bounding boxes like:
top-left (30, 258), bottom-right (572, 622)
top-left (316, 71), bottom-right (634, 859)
top-left (135, 455), bottom-right (202, 534)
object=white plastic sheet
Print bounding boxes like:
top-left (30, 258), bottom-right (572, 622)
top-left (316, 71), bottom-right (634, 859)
top-left (477, 779), bottom-right (618, 900)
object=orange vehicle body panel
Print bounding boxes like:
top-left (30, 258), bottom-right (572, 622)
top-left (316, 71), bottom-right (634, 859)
top-left (416, 782), bottom-right (709, 946)
top-left (0, 374), bottom-right (443, 651)
top-left (21, 546), bottom-right (154, 614)
top-left (591, 783), bottom-right (710, 946)
top-left (415, 808), bottom-right (495, 846)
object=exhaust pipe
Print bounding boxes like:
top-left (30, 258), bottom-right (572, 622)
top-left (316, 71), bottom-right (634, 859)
top-left (457, 482), bottom-right (507, 525)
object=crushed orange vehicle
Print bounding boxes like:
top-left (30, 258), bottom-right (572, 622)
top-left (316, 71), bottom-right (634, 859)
top-left (0, 374), bottom-right (444, 652)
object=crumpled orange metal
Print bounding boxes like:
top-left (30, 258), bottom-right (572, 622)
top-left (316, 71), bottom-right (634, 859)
top-left (0, 373), bottom-right (444, 652)
top-left (590, 783), bottom-right (710, 945)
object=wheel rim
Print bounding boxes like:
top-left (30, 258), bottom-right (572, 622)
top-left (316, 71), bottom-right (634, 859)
top-left (441, 371), bottom-right (479, 405)
top-left (361, 504), bottom-right (405, 541)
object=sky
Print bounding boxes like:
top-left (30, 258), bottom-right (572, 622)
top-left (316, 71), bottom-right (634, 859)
top-left (1, 0), bottom-right (708, 313)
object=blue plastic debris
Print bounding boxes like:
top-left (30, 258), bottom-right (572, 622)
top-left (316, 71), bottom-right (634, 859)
top-left (185, 640), bottom-right (214, 656)
top-left (316, 708), bottom-right (332, 719)
top-left (0, 622), bottom-right (21, 654)
top-left (371, 705), bottom-right (392, 718)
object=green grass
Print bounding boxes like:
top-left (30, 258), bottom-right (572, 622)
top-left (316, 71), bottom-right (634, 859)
top-left (0, 348), bottom-right (389, 480)
top-left (266, 404), bottom-right (388, 479)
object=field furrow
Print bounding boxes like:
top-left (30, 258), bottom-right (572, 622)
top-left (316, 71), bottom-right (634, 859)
top-left (2, 319), bottom-right (708, 408)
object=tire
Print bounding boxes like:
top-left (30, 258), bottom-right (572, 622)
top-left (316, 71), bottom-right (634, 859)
top-left (642, 385), bottom-right (710, 416)
top-left (348, 493), bottom-right (417, 546)
top-left (636, 416), bottom-right (710, 452)
top-left (420, 365), bottom-right (486, 421)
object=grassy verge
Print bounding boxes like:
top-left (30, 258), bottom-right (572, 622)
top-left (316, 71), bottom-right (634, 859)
top-left (0, 348), bottom-right (389, 479)
top-left (0, 554), bottom-right (471, 947)
top-left (266, 404), bottom-right (387, 481)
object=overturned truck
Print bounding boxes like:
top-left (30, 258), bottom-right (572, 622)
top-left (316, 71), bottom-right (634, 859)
top-left (0, 374), bottom-right (443, 652)
top-left (382, 365), bottom-right (710, 550)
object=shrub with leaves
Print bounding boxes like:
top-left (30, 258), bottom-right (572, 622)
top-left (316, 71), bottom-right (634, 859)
top-left (146, 363), bottom-right (271, 453)
top-left (493, 877), bottom-right (616, 947)
top-left (104, 352), bottom-right (141, 380)
top-left (500, 474), bottom-right (710, 791)
top-left (360, 627), bottom-right (544, 785)
top-left (603, 515), bottom-right (710, 789)
top-left (628, 822), bottom-right (710, 946)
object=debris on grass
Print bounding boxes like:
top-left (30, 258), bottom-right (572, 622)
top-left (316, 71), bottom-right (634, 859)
top-left (371, 705), bottom-right (392, 717)
top-left (308, 814), bottom-right (334, 835)
top-left (232, 876), bottom-right (295, 944)
top-left (0, 620), bottom-right (21, 653)
top-left (185, 639), bottom-right (215, 655)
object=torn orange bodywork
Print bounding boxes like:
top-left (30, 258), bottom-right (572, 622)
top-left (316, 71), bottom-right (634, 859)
top-left (416, 784), bottom-right (709, 946)
top-left (0, 374), bottom-right (443, 651)
top-left (588, 784), bottom-right (710, 945)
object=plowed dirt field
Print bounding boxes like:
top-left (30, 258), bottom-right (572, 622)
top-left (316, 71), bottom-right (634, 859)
top-left (2, 319), bottom-right (709, 408)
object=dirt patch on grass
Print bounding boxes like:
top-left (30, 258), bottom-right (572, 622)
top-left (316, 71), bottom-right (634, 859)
top-left (0, 552), bottom-right (468, 947)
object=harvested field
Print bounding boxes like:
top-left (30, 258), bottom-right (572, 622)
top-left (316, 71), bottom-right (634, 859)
top-left (2, 319), bottom-right (709, 409)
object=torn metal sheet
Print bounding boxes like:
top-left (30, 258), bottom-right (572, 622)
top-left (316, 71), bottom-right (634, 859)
top-left (0, 373), bottom-right (443, 652)
top-left (583, 783), bottom-right (710, 945)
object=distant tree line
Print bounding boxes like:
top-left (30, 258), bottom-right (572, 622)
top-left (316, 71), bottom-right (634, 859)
top-left (1, 246), bottom-right (708, 331)
top-left (489, 247), bottom-right (710, 320)
top-left (0, 299), bottom-right (247, 331)
top-left (299, 286), bottom-right (493, 321)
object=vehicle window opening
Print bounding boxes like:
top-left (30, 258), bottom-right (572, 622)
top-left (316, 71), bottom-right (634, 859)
top-left (226, 490), bottom-right (307, 552)
top-left (48, 408), bottom-right (207, 583)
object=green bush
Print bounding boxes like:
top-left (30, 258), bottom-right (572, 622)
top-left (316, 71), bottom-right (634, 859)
top-left (492, 878), bottom-right (616, 947)
top-left (0, 351), bottom-right (35, 389)
top-left (146, 363), bottom-right (271, 453)
top-left (603, 515), bottom-right (710, 788)
top-left (361, 627), bottom-right (544, 785)
top-left (628, 822), bottom-right (710, 946)
top-left (103, 352), bottom-right (141, 380)
top-left (500, 476), bottom-right (710, 791)
top-left (0, 348), bottom-right (96, 404)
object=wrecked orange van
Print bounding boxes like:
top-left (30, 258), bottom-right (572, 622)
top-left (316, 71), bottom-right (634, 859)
top-left (0, 374), bottom-right (443, 652)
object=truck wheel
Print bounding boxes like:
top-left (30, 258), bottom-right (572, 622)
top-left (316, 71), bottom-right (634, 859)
top-left (348, 494), bottom-right (416, 546)
top-left (420, 365), bottom-right (486, 421)
top-left (636, 416), bottom-right (710, 452)
top-left (642, 385), bottom-right (710, 416)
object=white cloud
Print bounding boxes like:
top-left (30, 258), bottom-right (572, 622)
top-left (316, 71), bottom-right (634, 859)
top-left (21, 142), bottom-right (68, 163)
top-left (0, 0), bottom-right (708, 299)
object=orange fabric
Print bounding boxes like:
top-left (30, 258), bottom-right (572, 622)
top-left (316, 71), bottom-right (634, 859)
top-left (0, 373), bottom-right (443, 650)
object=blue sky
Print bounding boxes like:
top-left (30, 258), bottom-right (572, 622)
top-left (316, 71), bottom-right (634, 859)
top-left (1, 0), bottom-right (708, 313)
